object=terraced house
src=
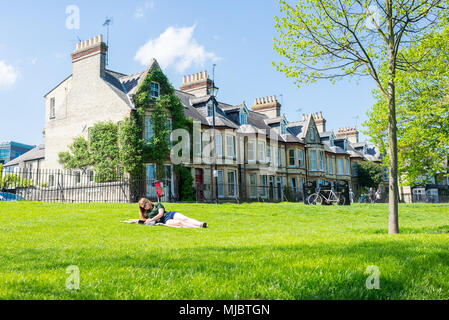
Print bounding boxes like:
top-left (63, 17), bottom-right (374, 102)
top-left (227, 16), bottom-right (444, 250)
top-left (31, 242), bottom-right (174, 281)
top-left (13, 34), bottom-right (383, 202)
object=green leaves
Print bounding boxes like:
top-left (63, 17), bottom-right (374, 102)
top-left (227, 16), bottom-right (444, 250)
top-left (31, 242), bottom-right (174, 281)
top-left (357, 161), bottom-right (384, 188)
top-left (365, 24), bottom-right (449, 186)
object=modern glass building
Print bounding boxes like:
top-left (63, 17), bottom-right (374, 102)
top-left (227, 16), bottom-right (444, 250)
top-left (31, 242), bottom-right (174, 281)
top-left (0, 141), bottom-right (35, 165)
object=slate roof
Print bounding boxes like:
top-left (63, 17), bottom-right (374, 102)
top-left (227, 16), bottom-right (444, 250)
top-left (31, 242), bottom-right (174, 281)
top-left (59, 59), bottom-right (381, 162)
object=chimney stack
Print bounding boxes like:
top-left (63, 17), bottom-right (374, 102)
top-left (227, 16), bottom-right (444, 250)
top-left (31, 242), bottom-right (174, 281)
top-left (312, 111), bottom-right (326, 133)
top-left (180, 71), bottom-right (212, 97)
top-left (252, 95), bottom-right (281, 118)
top-left (336, 126), bottom-right (359, 144)
top-left (71, 34), bottom-right (107, 79)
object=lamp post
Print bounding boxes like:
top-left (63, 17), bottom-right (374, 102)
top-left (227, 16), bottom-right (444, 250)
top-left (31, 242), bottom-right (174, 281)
top-left (209, 78), bottom-right (219, 204)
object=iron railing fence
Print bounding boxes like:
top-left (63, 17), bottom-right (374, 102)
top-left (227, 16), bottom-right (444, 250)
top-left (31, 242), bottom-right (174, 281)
top-left (2, 168), bottom-right (446, 204)
top-left (0, 168), bottom-right (172, 203)
top-left (193, 183), bottom-right (304, 204)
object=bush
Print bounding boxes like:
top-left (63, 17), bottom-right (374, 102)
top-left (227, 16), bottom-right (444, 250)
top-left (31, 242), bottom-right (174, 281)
top-left (176, 166), bottom-right (195, 201)
top-left (1, 174), bottom-right (33, 189)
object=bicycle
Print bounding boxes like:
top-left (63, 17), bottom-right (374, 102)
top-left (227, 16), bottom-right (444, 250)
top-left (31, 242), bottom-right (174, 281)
top-left (308, 186), bottom-right (345, 206)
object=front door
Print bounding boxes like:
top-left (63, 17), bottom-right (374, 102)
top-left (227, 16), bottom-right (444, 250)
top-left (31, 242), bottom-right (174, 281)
top-left (269, 176), bottom-right (275, 200)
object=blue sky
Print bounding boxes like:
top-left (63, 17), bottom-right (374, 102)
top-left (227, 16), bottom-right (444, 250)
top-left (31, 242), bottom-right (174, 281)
top-left (0, 0), bottom-right (376, 146)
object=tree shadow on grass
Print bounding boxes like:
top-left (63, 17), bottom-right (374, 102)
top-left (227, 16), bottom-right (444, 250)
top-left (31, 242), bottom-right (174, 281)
top-left (2, 239), bottom-right (448, 299)
top-left (371, 225), bottom-right (449, 234)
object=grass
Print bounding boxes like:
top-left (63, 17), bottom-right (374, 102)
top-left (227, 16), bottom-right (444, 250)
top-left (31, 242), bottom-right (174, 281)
top-left (0, 201), bottom-right (448, 300)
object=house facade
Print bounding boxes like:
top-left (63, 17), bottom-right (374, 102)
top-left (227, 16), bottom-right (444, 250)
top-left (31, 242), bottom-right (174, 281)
top-left (5, 34), bottom-right (387, 202)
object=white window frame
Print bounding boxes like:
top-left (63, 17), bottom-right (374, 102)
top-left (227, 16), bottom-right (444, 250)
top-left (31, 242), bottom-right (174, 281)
top-left (144, 116), bottom-right (154, 143)
top-left (50, 98), bottom-right (56, 119)
top-left (260, 175), bottom-right (268, 198)
top-left (226, 135), bottom-right (235, 158)
top-left (319, 151), bottom-right (325, 171)
top-left (258, 141), bottom-right (266, 163)
top-left (288, 149), bottom-right (296, 167)
top-left (310, 150), bottom-right (317, 171)
top-left (352, 162), bottom-right (358, 176)
top-left (150, 82), bottom-right (160, 98)
top-left (247, 140), bottom-right (256, 163)
top-left (217, 170), bottom-right (225, 198)
top-left (337, 158), bottom-right (344, 175)
top-left (298, 149), bottom-right (305, 168)
top-left (249, 173), bottom-right (257, 198)
top-left (227, 171), bottom-right (236, 197)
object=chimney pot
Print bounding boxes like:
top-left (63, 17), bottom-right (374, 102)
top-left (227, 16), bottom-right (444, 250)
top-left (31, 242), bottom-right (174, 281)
top-left (99, 34), bottom-right (103, 43)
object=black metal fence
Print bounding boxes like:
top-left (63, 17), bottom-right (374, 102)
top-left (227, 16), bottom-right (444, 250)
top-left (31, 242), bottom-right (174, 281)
top-left (194, 183), bottom-right (304, 204)
top-left (0, 168), bottom-right (172, 203)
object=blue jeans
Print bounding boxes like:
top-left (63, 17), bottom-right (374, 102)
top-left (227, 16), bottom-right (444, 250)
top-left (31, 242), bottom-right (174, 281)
top-left (161, 212), bottom-right (177, 224)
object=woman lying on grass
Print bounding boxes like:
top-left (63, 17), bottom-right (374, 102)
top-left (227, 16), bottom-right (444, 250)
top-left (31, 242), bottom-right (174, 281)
top-left (131, 198), bottom-right (208, 229)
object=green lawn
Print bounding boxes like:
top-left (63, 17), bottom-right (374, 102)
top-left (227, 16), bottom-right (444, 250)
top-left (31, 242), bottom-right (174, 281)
top-left (0, 202), bottom-right (448, 300)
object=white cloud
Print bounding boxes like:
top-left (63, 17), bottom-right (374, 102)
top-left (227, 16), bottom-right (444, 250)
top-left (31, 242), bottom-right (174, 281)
top-left (134, 1), bottom-right (155, 19)
top-left (0, 60), bottom-right (18, 87)
top-left (135, 25), bottom-right (219, 72)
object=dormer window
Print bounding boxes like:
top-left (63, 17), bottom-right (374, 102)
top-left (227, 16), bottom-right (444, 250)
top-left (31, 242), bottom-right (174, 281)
top-left (363, 145), bottom-right (368, 154)
top-left (344, 138), bottom-right (348, 151)
top-left (281, 124), bottom-right (287, 135)
top-left (207, 101), bottom-right (214, 117)
top-left (330, 135), bottom-right (335, 147)
top-left (310, 129), bottom-right (315, 141)
top-left (240, 113), bottom-right (247, 125)
top-left (151, 82), bottom-right (160, 98)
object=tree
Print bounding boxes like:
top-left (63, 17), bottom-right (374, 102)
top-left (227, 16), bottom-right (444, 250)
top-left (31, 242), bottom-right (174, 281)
top-left (357, 161), bottom-right (384, 189)
top-left (273, 0), bottom-right (448, 234)
top-left (59, 122), bottom-right (120, 181)
top-left (365, 25), bottom-right (449, 186)
top-left (58, 137), bottom-right (92, 170)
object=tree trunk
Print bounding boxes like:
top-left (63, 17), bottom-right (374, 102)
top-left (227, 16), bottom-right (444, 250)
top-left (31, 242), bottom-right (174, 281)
top-left (387, 0), bottom-right (399, 234)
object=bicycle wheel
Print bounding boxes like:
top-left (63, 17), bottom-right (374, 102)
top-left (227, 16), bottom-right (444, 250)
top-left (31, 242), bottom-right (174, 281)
top-left (308, 193), bottom-right (322, 205)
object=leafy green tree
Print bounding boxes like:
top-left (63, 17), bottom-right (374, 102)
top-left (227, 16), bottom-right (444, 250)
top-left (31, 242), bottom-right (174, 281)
top-left (357, 161), bottom-right (384, 189)
top-left (273, 0), bottom-right (448, 234)
top-left (365, 26), bottom-right (449, 186)
top-left (59, 122), bottom-right (120, 181)
top-left (58, 137), bottom-right (92, 170)
top-left (89, 122), bottom-right (120, 181)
